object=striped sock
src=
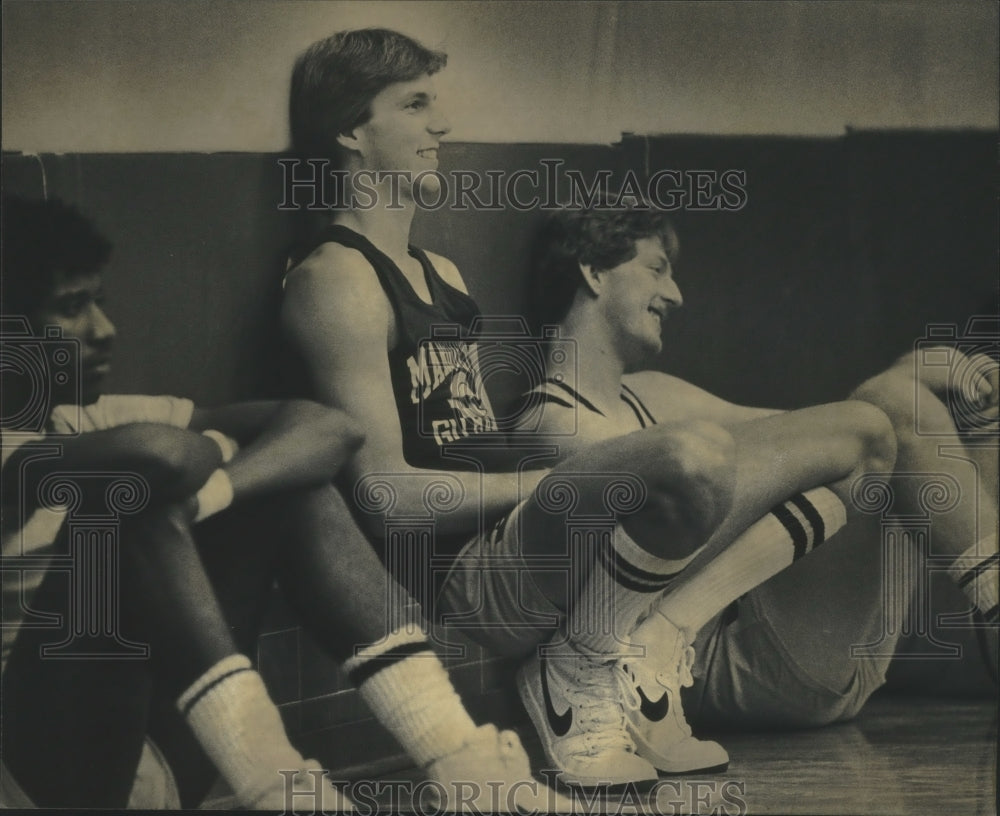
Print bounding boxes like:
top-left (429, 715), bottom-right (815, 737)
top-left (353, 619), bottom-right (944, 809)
top-left (177, 654), bottom-right (331, 809)
top-left (344, 628), bottom-right (478, 767)
top-left (949, 537), bottom-right (999, 623)
top-left (567, 523), bottom-right (699, 657)
top-left (657, 487), bottom-right (847, 639)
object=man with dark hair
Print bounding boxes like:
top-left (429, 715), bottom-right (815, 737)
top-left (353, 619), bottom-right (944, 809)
top-left (290, 27), bottom-right (448, 167)
top-left (1, 195), bottom-right (114, 334)
top-left (281, 28), bottom-right (908, 791)
top-left (0, 194), bottom-right (369, 809)
top-left (283, 30), bottom-right (584, 811)
top-left (445, 200), bottom-right (997, 778)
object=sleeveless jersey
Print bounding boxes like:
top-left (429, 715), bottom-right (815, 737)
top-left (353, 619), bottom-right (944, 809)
top-left (290, 225), bottom-right (498, 470)
top-left (530, 378), bottom-right (658, 429)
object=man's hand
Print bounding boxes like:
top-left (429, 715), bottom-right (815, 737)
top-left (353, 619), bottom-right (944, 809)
top-left (903, 347), bottom-right (998, 411)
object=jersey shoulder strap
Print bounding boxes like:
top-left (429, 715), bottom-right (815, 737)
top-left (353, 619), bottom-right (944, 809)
top-left (620, 382), bottom-right (657, 427)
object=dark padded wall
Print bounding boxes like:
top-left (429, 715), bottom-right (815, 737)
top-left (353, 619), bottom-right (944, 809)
top-left (4, 152), bottom-right (293, 405)
top-left (632, 131), bottom-right (999, 409)
top-left (413, 142), bottom-right (632, 317)
top-left (3, 131), bottom-right (996, 413)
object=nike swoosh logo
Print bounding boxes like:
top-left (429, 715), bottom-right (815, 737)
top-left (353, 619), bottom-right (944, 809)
top-left (540, 654), bottom-right (573, 737)
top-left (638, 686), bottom-right (669, 722)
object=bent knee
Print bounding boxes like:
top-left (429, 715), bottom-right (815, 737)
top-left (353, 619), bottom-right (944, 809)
top-left (645, 421), bottom-right (735, 545)
top-left (678, 420), bottom-right (736, 494)
top-left (842, 400), bottom-right (897, 475)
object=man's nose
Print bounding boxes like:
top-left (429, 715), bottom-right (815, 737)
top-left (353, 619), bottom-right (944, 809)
top-left (664, 279), bottom-right (683, 308)
top-left (90, 304), bottom-right (116, 344)
top-left (429, 105), bottom-right (451, 137)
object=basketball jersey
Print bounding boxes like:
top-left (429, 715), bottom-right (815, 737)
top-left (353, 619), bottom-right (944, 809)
top-left (529, 378), bottom-right (658, 429)
top-left (1, 395), bottom-right (194, 673)
top-left (290, 225), bottom-right (499, 470)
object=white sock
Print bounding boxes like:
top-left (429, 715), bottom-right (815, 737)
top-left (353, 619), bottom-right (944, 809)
top-left (344, 628), bottom-right (478, 767)
top-left (568, 523), bottom-right (699, 656)
top-left (657, 487), bottom-right (847, 639)
top-left (177, 654), bottom-right (326, 809)
top-left (949, 536), bottom-right (999, 622)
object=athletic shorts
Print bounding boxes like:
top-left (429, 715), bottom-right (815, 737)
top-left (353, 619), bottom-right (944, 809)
top-left (437, 500), bottom-right (887, 729)
top-left (687, 591), bottom-right (887, 729)
top-left (437, 501), bottom-right (563, 658)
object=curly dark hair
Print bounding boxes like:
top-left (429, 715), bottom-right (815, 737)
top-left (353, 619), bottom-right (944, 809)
top-left (290, 28), bottom-right (447, 163)
top-left (2, 196), bottom-right (112, 319)
top-left (528, 200), bottom-right (679, 328)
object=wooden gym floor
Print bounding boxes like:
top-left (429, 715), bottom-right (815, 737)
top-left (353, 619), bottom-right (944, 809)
top-left (355, 692), bottom-right (996, 814)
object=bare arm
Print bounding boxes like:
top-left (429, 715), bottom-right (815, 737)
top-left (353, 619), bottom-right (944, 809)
top-left (623, 370), bottom-right (782, 427)
top-left (280, 244), bottom-right (542, 539)
top-left (528, 366), bottom-right (896, 558)
top-left (626, 347), bottom-right (997, 430)
top-left (189, 400), bottom-right (364, 501)
top-left (2, 424), bottom-right (221, 513)
top-left (858, 346), bottom-right (998, 420)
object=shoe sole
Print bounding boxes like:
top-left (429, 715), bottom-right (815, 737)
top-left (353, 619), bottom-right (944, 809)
top-left (516, 661), bottom-right (659, 790)
top-left (630, 729), bottom-right (730, 775)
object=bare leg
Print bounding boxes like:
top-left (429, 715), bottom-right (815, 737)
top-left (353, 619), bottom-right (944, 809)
top-left (852, 366), bottom-right (999, 686)
top-left (521, 401), bottom-right (894, 611)
top-left (696, 367), bottom-right (998, 716)
top-left (647, 402), bottom-right (896, 692)
top-left (2, 502), bottom-right (243, 808)
top-left (518, 420), bottom-right (735, 607)
top-left (853, 371), bottom-right (998, 559)
top-left (276, 485), bottom-right (418, 659)
top-left (270, 485), bottom-right (566, 814)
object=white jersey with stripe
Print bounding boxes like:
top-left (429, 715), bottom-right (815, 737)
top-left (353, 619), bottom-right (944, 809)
top-left (1, 395), bottom-right (194, 672)
top-left (527, 377), bottom-right (659, 432)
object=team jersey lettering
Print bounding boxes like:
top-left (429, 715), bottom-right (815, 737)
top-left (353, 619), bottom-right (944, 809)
top-left (408, 339), bottom-right (497, 448)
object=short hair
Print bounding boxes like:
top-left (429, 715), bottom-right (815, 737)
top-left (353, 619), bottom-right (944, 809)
top-left (528, 200), bottom-right (679, 327)
top-left (290, 28), bottom-right (447, 162)
top-left (2, 196), bottom-right (112, 318)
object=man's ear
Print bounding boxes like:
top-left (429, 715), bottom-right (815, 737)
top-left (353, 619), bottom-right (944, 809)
top-left (336, 129), bottom-right (363, 155)
top-left (579, 262), bottom-right (603, 297)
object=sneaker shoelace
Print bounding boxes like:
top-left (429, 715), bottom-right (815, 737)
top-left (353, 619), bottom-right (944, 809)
top-left (558, 657), bottom-right (640, 756)
top-left (655, 644), bottom-right (696, 689)
top-left (621, 642), bottom-right (697, 738)
top-left (655, 644), bottom-right (696, 736)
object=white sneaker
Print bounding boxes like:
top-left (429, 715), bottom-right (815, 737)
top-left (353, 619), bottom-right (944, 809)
top-left (425, 723), bottom-right (575, 812)
top-left (518, 647), bottom-right (659, 789)
top-left (247, 759), bottom-right (354, 812)
top-left (624, 613), bottom-right (729, 774)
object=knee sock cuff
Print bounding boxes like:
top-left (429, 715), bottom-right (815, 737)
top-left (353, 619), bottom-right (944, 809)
top-left (773, 487), bottom-right (846, 560)
top-left (343, 628), bottom-right (434, 688)
top-left (606, 526), bottom-right (699, 594)
top-left (176, 654), bottom-right (253, 717)
top-left (350, 642), bottom-right (478, 766)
